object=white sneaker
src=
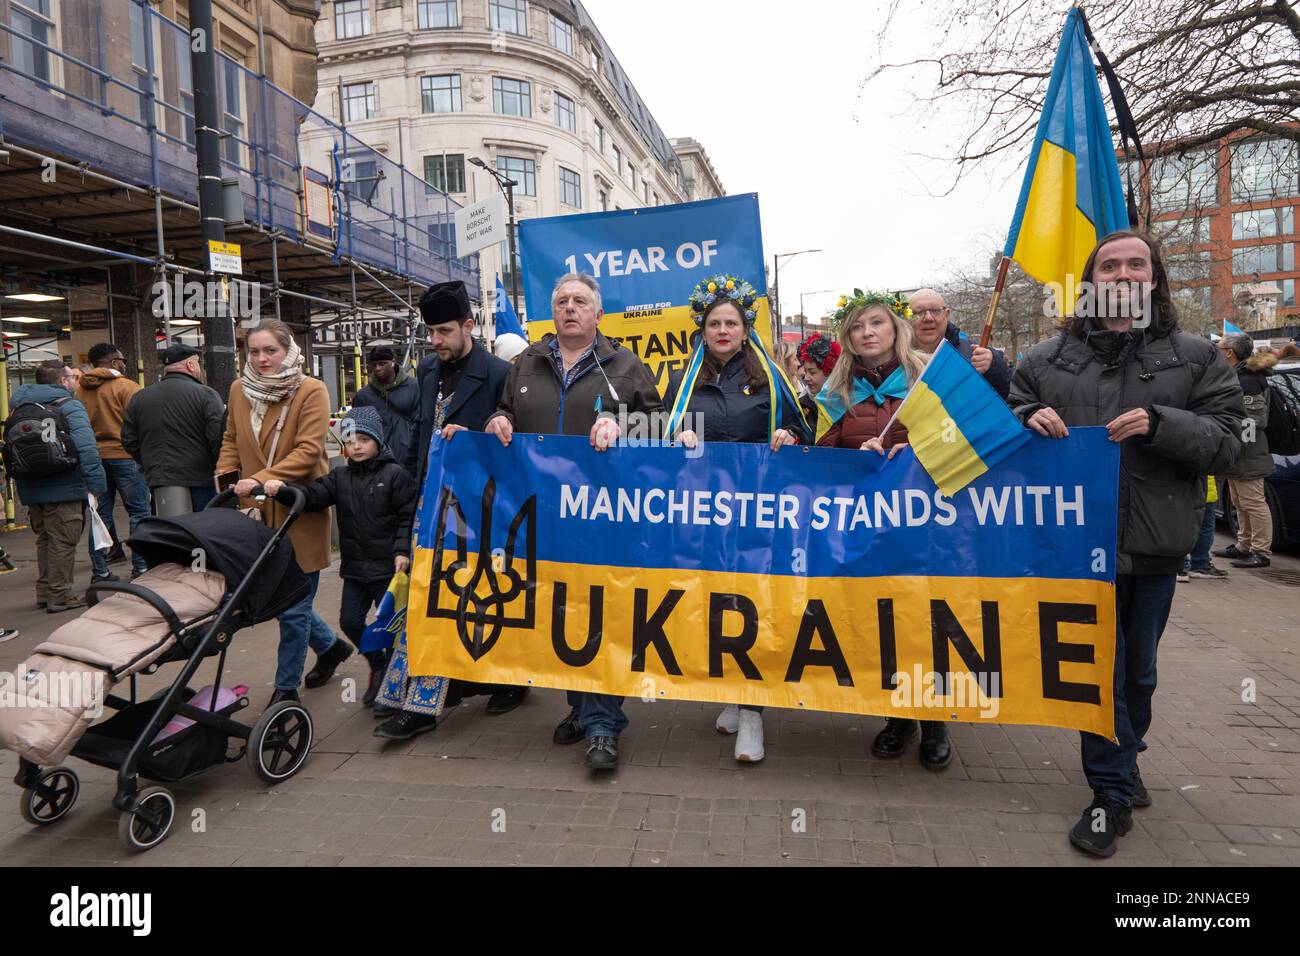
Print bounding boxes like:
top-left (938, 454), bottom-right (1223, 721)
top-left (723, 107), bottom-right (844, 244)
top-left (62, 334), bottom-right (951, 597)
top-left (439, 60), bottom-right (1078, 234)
top-left (715, 704), bottom-right (740, 734)
top-left (735, 709), bottom-right (765, 762)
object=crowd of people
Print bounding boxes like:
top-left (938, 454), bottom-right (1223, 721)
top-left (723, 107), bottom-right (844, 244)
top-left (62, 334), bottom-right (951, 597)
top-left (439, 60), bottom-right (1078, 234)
top-left (5, 226), bottom-right (1290, 860)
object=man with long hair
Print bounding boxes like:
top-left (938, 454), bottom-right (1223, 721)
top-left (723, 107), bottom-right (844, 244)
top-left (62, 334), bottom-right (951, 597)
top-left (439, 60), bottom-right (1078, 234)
top-left (1009, 230), bottom-right (1245, 858)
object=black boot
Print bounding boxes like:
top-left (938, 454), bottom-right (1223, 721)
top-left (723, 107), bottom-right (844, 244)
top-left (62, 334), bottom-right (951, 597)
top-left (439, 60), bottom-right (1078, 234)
top-left (871, 718), bottom-right (917, 758)
top-left (553, 707), bottom-right (584, 745)
top-left (1069, 794), bottom-right (1132, 857)
top-left (1132, 767), bottom-right (1152, 808)
top-left (362, 651), bottom-right (388, 707)
top-left (919, 721), bottom-right (952, 770)
top-left (374, 710), bottom-right (438, 740)
top-left (486, 685), bottom-right (530, 715)
top-left (304, 639), bottom-right (354, 689)
top-left (267, 688), bottom-right (301, 708)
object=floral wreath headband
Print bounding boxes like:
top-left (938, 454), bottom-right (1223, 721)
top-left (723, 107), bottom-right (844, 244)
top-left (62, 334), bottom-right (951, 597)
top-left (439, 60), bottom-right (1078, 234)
top-left (689, 274), bottom-right (759, 326)
top-left (798, 333), bottom-right (841, 376)
top-left (830, 288), bottom-right (912, 335)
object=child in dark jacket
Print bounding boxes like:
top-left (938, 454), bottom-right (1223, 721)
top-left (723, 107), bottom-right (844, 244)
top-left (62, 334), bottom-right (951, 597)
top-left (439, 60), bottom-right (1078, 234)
top-left (265, 405), bottom-right (417, 706)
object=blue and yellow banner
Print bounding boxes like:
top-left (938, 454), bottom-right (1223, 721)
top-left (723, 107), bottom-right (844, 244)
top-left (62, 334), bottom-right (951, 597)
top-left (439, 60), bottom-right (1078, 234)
top-left (406, 430), bottom-right (1120, 739)
top-left (518, 195), bottom-right (773, 388)
top-left (1003, 7), bottom-right (1128, 313)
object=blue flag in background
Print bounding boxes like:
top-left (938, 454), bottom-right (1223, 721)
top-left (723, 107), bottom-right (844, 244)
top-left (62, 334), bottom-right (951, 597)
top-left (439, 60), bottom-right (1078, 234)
top-left (495, 274), bottom-right (525, 340)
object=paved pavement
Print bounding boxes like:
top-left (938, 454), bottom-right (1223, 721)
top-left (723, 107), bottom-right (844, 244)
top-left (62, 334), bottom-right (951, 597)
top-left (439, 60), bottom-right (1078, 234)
top-left (1, 503), bottom-right (1298, 867)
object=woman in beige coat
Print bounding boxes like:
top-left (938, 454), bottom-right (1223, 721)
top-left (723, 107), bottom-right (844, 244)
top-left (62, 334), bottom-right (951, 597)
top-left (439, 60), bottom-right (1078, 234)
top-left (217, 319), bottom-right (349, 705)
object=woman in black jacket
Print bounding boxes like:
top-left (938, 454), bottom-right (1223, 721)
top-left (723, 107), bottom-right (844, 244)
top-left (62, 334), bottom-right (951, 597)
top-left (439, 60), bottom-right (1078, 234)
top-left (265, 405), bottom-right (417, 712)
top-left (661, 274), bottom-right (811, 763)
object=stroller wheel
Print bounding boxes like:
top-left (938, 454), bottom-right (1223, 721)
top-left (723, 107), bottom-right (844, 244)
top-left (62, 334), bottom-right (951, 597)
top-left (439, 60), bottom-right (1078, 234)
top-left (117, 787), bottom-right (176, 852)
top-left (248, 701), bottom-right (313, 783)
top-left (20, 767), bottom-right (80, 826)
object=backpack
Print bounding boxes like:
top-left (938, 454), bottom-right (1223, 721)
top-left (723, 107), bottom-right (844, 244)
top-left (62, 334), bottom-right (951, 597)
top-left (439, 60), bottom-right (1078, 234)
top-left (1263, 376), bottom-right (1300, 457)
top-left (1, 398), bottom-right (80, 480)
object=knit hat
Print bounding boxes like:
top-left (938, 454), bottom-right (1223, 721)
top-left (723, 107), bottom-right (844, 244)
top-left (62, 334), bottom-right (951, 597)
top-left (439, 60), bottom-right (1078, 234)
top-left (342, 405), bottom-right (385, 446)
top-left (495, 333), bottom-right (529, 363)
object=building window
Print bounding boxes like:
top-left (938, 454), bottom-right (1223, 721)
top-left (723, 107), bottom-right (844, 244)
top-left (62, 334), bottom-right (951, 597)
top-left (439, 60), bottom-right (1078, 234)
top-left (177, 46), bottom-right (195, 145)
top-left (417, 0), bottom-right (458, 29)
top-left (499, 239), bottom-right (521, 293)
top-left (1232, 139), bottom-right (1299, 204)
top-left (643, 181), bottom-right (650, 204)
top-left (221, 58), bottom-right (244, 166)
top-left (492, 76), bottom-right (531, 117)
top-left (590, 47), bottom-right (599, 72)
top-left (1149, 149), bottom-right (1218, 213)
top-left (559, 167), bottom-right (582, 208)
top-left (548, 12), bottom-right (573, 53)
top-left (424, 154), bottom-right (465, 194)
top-left (130, 1), bottom-right (155, 125)
top-left (1233, 207), bottom-right (1295, 241)
top-left (335, 0), bottom-right (369, 39)
top-left (612, 145), bottom-right (622, 176)
top-left (593, 121), bottom-right (605, 154)
top-left (488, 0), bottom-right (526, 35)
top-left (344, 158), bottom-right (379, 204)
top-left (598, 188), bottom-right (608, 211)
top-left (342, 81), bottom-right (375, 122)
top-left (421, 75), bottom-right (461, 113)
top-left (628, 164), bottom-right (636, 191)
top-left (1153, 216), bottom-right (1210, 250)
top-left (555, 92), bottom-right (576, 133)
top-left (11, 0), bottom-right (55, 83)
top-left (497, 155), bottom-right (536, 197)
top-left (1165, 250), bottom-right (1211, 282)
top-left (1282, 278), bottom-right (1296, 308)
top-left (1232, 243), bottom-right (1295, 276)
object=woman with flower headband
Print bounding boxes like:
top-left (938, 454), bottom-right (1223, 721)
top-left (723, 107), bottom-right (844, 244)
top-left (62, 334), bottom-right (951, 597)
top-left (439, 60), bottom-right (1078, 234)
top-left (815, 290), bottom-right (952, 769)
top-left (662, 273), bottom-right (811, 763)
top-left (796, 332), bottom-right (840, 434)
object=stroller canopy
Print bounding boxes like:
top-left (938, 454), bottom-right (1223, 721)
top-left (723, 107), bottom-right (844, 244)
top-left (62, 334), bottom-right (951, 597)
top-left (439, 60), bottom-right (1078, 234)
top-left (128, 509), bottom-right (310, 623)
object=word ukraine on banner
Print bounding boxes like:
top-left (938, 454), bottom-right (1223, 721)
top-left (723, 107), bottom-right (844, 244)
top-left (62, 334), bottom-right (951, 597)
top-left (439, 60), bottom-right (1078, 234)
top-left (406, 431), bottom-right (1120, 739)
top-left (518, 195), bottom-right (772, 388)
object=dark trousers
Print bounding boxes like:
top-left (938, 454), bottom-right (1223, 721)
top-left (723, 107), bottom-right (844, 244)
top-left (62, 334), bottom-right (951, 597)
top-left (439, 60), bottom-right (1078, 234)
top-left (30, 502), bottom-right (84, 605)
top-left (1080, 573), bottom-right (1176, 807)
top-left (340, 577), bottom-right (390, 667)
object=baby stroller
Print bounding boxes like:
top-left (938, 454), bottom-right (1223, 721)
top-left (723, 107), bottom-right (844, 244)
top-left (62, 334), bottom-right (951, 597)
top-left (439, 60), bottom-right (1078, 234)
top-left (2, 485), bottom-right (314, 852)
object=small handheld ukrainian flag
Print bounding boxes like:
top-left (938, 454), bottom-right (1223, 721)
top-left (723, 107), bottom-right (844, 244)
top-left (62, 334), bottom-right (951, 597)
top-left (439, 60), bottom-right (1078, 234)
top-left (885, 341), bottom-right (1031, 496)
top-left (1003, 7), bottom-right (1129, 315)
top-left (359, 571), bottom-right (409, 655)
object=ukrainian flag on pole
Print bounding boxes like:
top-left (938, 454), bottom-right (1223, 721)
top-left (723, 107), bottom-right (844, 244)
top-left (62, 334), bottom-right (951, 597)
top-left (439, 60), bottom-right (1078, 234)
top-left (1004, 7), bottom-right (1129, 314)
top-left (888, 341), bottom-right (1031, 496)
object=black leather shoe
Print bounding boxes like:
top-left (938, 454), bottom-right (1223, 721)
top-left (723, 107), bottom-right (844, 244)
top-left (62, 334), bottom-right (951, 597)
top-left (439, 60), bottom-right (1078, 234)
top-left (304, 639), bottom-right (354, 689)
top-left (1069, 794), bottom-right (1132, 857)
top-left (1230, 553), bottom-right (1270, 568)
top-left (919, 721), bottom-right (953, 771)
top-left (1212, 544), bottom-right (1247, 559)
top-left (586, 735), bottom-right (619, 770)
top-left (1132, 768), bottom-right (1152, 808)
top-left (871, 718), bottom-right (917, 758)
top-left (268, 688), bottom-right (301, 707)
top-left (362, 668), bottom-right (385, 708)
top-left (553, 708), bottom-right (584, 745)
top-left (374, 710), bottom-right (438, 740)
top-left (486, 686), bottom-right (530, 715)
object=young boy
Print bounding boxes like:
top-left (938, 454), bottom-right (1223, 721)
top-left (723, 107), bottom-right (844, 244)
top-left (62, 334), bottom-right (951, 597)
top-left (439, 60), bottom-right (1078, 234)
top-left (265, 406), bottom-right (416, 706)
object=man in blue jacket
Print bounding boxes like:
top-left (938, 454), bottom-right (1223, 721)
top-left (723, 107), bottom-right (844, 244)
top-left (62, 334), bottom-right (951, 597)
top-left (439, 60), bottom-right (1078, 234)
top-left (8, 361), bottom-right (107, 613)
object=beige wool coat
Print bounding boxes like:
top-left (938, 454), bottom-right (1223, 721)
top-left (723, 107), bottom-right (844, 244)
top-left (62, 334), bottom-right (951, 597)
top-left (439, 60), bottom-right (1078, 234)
top-left (216, 376), bottom-right (333, 574)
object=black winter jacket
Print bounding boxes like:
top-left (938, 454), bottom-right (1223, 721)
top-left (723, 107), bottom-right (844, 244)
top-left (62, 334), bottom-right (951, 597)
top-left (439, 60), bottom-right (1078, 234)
top-left (121, 371), bottom-right (226, 487)
top-left (661, 349), bottom-right (812, 444)
top-left (298, 450), bottom-right (417, 582)
top-left (1009, 323), bottom-right (1244, 574)
top-left (352, 373), bottom-right (420, 477)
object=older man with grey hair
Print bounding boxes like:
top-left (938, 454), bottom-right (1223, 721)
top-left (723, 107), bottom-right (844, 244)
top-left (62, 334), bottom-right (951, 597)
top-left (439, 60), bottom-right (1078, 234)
top-left (486, 272), bottom-right (664, 771)
top-left (908, 287), bottom-right (1011, 398)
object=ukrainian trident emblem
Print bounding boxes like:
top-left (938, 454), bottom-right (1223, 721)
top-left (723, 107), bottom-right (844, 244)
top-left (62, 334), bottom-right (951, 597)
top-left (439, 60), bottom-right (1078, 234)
top-left (426, 477), bottom-right (537, 660)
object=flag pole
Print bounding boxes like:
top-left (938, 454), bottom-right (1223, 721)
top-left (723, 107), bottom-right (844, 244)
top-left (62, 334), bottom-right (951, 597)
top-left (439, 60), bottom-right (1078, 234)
top-left (979, 256), bottom-right (1012, 349)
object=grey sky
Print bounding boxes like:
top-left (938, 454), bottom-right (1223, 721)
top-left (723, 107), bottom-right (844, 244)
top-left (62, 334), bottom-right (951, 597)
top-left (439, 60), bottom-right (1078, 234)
top-left (588, 0), bottom-right (1030, 322)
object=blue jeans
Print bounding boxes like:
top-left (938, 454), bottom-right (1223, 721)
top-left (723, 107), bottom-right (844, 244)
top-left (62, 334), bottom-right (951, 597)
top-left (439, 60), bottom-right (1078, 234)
top-left (1080, 573), bottom-right (1176, 807)
top-left (567, 690), bottom-right (628, 740)
top-left (275, 571), bottom-right (340, 691)
top-left (1183, 501), bottom-right (1218, 571)
top-left (190, 486), bottom-right (218, 512)
top-left (89, 458), bottom-right (151, 576)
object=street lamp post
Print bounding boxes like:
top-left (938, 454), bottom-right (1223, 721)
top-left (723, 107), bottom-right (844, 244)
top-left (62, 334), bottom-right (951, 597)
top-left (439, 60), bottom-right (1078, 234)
top-left (799, 289), bottom-right (833, 340)
top-left (772, 249), bottom-right (821, 342)
top-left (470, 157), bottom-right (521, 317)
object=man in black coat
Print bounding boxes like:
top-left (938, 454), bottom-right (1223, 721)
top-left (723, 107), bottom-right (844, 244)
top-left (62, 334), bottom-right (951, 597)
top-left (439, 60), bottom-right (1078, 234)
top-left (380, 280), bottom-right (517, 738)
top-left (353, 345), bottom-right (421, 476)
top-left (121, 344), bottom-right (226, 512)
top-left (909, 288), bottom-right (1012, 399)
